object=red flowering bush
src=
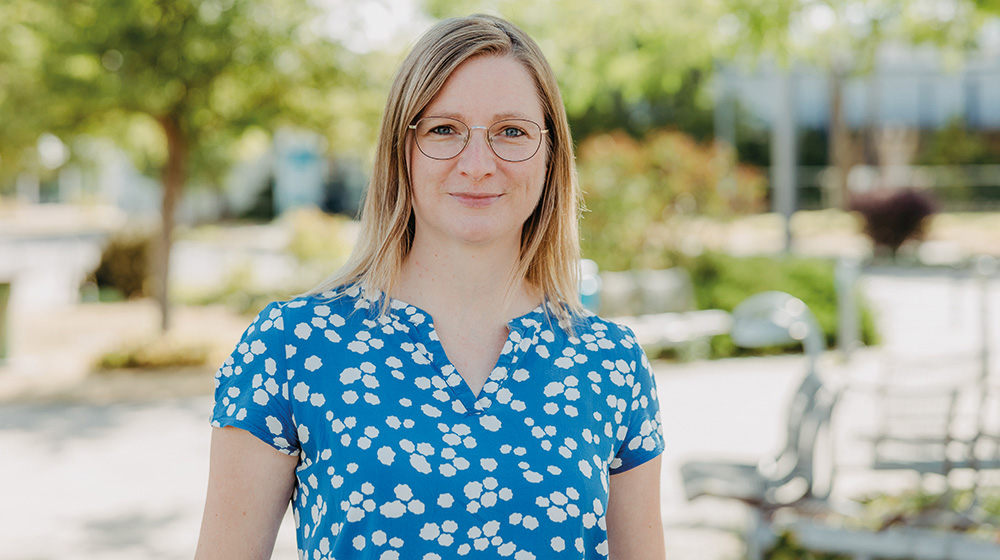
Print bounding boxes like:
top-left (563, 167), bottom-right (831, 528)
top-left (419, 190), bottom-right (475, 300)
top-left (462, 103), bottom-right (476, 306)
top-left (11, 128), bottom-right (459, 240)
top-left (577, 129), bottom-right (767, 271)
top-left (849, 188), bottom-right (939, 258)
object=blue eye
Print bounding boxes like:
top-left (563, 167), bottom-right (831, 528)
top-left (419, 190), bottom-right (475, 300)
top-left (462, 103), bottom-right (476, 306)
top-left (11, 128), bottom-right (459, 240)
top-left (498, 126), bottom-right (526, 138)
top-left (430, 125), bottom-right (457, 135)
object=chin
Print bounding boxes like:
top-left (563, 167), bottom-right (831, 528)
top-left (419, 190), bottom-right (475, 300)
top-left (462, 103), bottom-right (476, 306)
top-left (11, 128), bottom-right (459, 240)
top-left (451, 224), bottom-right (519, 248)
top-left (455, 231), bottom-right (503, 247)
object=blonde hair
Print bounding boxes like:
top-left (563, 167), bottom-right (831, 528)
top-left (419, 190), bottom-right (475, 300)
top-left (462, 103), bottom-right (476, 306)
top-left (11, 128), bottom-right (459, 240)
top-left (311, 14), bottom-right (583, 322)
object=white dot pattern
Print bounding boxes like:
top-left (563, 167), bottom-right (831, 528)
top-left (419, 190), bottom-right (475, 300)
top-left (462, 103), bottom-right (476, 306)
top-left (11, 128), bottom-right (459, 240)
top-left (211, 285), bottom-right (664, 558)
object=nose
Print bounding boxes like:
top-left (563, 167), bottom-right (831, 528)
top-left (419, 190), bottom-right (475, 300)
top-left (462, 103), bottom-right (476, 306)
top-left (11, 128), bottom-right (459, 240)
top-left (456, 126), bottom-right (497, 179)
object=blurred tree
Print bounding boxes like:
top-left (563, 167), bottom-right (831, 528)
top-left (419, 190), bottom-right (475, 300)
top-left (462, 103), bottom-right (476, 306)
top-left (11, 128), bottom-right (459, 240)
top-left (716, 0), bottom-right (989, 207)
top-left (0, 2), bottom-right (54, 191)
top-left (422, 2), bottom-right (999, 210)
top-left (422, 0), bottom-right (722, 140)
top-left (10, 0), bottom-right (366, 330)
top-left (981, 0), bottom-right (1000, 15)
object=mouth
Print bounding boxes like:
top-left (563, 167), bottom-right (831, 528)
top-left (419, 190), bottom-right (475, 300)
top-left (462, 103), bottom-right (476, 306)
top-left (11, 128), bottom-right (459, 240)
top-left (450, 192), bottom-right (504, 207)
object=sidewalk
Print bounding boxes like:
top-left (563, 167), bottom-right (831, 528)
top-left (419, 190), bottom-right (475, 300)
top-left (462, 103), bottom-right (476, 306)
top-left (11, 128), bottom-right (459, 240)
top-left (1, 268), bottom-right (997, 559)
top-left (0, 353), bottom-right (815, 560)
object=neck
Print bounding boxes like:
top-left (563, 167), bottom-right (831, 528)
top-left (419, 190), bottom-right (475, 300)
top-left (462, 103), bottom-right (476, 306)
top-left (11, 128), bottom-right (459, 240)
top-left (395, 236), bottom-right (538, 322)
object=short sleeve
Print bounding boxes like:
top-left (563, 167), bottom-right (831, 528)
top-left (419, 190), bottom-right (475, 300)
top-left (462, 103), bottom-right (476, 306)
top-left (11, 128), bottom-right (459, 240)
top-left (609, 331), bottom-right (665, 474)
top-left (211, 302), bottom-right (299, 455)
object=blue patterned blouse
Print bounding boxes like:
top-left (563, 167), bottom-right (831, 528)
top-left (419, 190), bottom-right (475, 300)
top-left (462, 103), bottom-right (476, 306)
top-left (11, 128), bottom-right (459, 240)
top-left (211, 284), bottom-right (664, 559)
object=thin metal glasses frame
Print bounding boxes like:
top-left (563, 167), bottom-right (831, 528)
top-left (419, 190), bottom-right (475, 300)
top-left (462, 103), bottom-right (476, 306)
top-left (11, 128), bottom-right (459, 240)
top-left (407, 117), bottom-right (549, 163)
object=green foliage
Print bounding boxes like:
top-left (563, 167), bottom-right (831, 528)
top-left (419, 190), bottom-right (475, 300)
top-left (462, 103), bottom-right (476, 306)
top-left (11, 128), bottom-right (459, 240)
top-left (0, 2), bottom-right (56, 191)
top-left (917, 119), bottom-right (1000, 166)
top-left (567, 68), bottom-right (716, 142)
top-left (671, 251), bottom-right (879, 356)
top-left (424, 0), bottom-right (997, 152)
top-left (764, 531), bottom-right (852, 560)
top-left (979, 0), bottom-right (1000, 16)
top-left (857, 488), bottom-right (959, 528)
top-left (716, 0), bottom-right (987, 215)
top-left (717, 0), bottom-right (983, 70)
top-left (854, 486), bottom-right (1000, 530)
top-left (22, 0), bottom-right (359, 181)
top-left (912, 121), bottom-right (1000, 208)
top-left (423, 0), bottom-right (722, 141)
top-left (187, 264), bottom-right (285, 318)
top-left (96, 336), bottom-right (211, 370)
top-left (283, 207), bottom-right (354, 269)
top-left (178, 209), bottom-right (354, 317)
top-left (764, 487), bottom-right (1000, 559)
top-left (578, 129), bottom-right (768, 272)
top-left (89, 230), bottom-right (155, 300)
top-left (2, 0), bottom-right (376, 329)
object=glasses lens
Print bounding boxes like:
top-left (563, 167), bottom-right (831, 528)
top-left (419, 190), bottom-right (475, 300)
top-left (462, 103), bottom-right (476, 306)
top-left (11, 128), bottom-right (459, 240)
top-left (488, 119), bottom-right (543, 162)
top-left (413, 117), bottom-right (469, 160)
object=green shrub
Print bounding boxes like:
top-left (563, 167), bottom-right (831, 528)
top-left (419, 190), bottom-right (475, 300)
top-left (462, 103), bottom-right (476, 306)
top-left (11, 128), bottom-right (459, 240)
top-left (763, 487), bottom-right (1000, 559)
top-left (764, 531), bottom-right (851, 560)
top-left (178, 262), bottom-right (296, 318)
top-left (96, 337), bottom-right (211, 371)
top-left (178, 207), bottom-right (354, 316)
top-left (914, 119), bottom-right (1000, 208)
top-left (283, 206), bottom-right (353, 268)
top-left (90, 229), bottom-right (155, 300)
top-left (854, 487), bottom-right (1000, 531)
top-left (917, 118), bottom-right (1000, 166)
top-left (668, 251), bottom-right (878, 358)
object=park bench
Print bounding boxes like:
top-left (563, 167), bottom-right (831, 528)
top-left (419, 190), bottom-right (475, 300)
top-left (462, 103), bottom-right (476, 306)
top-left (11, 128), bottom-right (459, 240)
top-left (678, 290), bottom-right (1000, 560)
top-left (679, 290), bottom-right (840, 560)
top-left (589, 265), bottom-right (731, 358)
top-left (781, 366), bottom-right (1000, 560)
top-left (859, 355), bottom-right (1000, 527)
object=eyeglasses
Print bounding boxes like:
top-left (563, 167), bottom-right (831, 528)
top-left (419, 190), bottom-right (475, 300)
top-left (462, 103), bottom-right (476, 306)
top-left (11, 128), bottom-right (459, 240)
top-left (408, 117), bottom-right (548, 162)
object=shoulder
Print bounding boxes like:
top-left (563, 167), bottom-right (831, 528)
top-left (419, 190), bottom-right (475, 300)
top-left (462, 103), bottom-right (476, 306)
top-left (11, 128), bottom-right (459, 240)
top-left (533, 306), bottom-right (645, 359)
top-left (573, 310), bottom-right (643, 348)
top-left (258, 286), bottom-right (410, 353)
top-left (578, 313), bottom-right (641, 344)
top-left (232, 287), bottom-right (374, 345)
top-left (268, 284), bottom-right (376, 323)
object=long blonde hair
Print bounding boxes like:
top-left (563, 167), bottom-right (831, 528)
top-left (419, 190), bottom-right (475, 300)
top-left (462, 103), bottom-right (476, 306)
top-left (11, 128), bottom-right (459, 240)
top-left (311, 14), bottom-right (583, 322)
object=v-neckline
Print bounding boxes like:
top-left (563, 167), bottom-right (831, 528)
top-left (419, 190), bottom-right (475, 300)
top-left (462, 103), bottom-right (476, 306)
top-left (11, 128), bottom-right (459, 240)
top-left (386, 296), bottom-right (545, 415)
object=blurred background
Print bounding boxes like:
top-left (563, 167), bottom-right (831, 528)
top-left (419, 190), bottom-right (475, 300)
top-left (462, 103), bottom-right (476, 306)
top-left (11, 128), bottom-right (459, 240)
top-left (2, 0), bottom-right (1000, 559)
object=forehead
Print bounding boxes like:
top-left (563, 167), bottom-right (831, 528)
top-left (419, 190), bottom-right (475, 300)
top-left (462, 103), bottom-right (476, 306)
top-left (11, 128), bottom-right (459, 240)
top-left (422, 55), bottom-right (544, 122)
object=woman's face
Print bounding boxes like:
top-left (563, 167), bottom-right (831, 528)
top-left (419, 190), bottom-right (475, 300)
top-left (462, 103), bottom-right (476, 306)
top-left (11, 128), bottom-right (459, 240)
top-left (407, 55), bottom-right (548, 251)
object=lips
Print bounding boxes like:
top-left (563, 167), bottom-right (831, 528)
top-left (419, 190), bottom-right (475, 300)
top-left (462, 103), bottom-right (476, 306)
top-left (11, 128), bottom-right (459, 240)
top-left (450, 192), bottom-right (504, 208)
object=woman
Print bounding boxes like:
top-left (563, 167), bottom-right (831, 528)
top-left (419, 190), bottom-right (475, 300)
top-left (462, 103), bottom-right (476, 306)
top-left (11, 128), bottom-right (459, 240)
top-left (195, 14), bottom-right (665, 559)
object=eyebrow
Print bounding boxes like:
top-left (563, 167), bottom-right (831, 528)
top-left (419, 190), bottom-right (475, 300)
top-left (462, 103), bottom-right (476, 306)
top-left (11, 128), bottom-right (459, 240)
top-left (425, 111), bottom-right (539, 123)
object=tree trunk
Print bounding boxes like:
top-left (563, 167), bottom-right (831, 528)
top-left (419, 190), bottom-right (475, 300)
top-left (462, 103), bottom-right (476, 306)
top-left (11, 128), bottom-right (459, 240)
top-left (156, 113), bottom-right (188, 332)
top-left (828, 66), bottom-right (852, 208)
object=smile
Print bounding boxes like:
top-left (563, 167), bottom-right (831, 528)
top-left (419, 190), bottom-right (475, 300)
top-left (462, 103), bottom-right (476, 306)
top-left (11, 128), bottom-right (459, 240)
top-left (450, 192), bottom-right (504, 208)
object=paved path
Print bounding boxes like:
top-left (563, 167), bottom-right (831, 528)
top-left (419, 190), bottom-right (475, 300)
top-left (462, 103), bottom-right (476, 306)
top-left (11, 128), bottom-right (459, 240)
top-left (0, 357), bottom-right (809, 560)
top-left (1, 268), bottom-right (997, 559)
top-left (0, 399), bottom-right (228, 559)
